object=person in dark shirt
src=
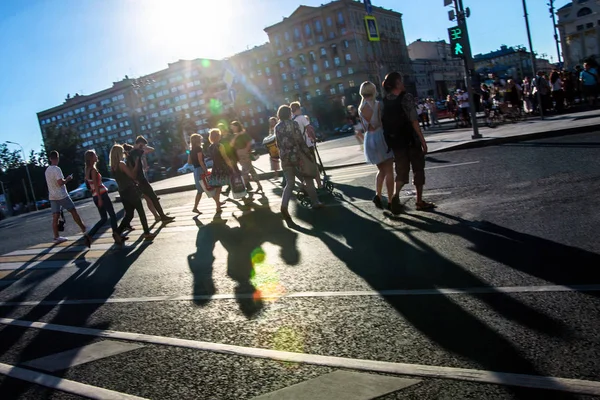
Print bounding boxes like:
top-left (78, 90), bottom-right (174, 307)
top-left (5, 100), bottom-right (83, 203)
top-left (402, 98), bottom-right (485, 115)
top-left (189, 133), bottom-right (210, 214)
top-left (127, 136), bottom-right (174, 223)
top-left (231, 120), bottom-right (262, 193)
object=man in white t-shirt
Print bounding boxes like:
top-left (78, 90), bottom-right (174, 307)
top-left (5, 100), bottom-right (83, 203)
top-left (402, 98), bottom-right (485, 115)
top-left (291, 101), bottom-right (323, 189)
top-left (45, 150), bottom-right (90, 245)
top-left (457, 90), bottom-right (471, 127)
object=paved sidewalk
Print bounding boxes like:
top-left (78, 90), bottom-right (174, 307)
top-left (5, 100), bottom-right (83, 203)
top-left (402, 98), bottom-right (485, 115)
top-left (149, 108), bottom-right (600, 195)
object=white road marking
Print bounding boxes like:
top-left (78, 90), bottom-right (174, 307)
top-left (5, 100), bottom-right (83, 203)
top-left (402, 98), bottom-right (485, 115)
top-left (0, 260), bottom-right (90, 271)
top-left (0, 361), bottom-right (148, 400)
top-left (3, 244), bottom-right (114, 257)
top-left (22, 340), bottom-right (144, 372)
top-left (0, 284), bottom-right (599, 307)
top-left (1, 318), bottom-right (598, 396)
top-left (425, 160), bottom-right (480, 170)
top-left (330, 161), bottom-right (480, 182)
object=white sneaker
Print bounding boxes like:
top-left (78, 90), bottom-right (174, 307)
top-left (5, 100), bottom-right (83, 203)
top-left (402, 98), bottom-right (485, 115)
top-left (53, 236), bottom-right (69, 244)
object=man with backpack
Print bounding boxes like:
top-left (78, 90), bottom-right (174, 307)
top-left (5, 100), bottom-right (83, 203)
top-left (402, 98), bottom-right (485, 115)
top-left (381, 72), bottom-right (435, 215)
top-left (580, 62), bottom-right (598, 107)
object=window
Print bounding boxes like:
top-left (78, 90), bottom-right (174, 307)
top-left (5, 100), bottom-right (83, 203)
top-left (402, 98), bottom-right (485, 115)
top-left (282, 73), bottom-right (287, 81)
top-left (296, 42), bottom-right (304, 50)
top-left (289, 57), bottom-right (295, 68)
top-left (587, 22), bottom-right (594, 28)
top-left (304, 24), bottom-right (311, 36)
top-left (348, 67), bottom-right (354, 74)
top-left (275, 35), bottom-right (281, 46)
top-left (318, 35), bottom-right (324, 42)
top-left (304, 79), bottom-right (310, 87)
top-left (299, 54), bottom-right (306, 63)
top-left (284, 31), bottom-right (290, 41)
top-left (257, 69), bottom-right (262, 76)
top-left (330, 87), bottom-right (336, 95)
top-left (88, 104), bottom-right (96, 110)
top-left (283, 85), bottom-right (289, 92)
top-left (337, 12), bottom-right (344, 24)
top-left (315, 20), bottom-right (322, 33)
top-left (345, 53), bottom-right (351, 61)
top-left (268, 78), bottom-right (273, 86)
top-left (279, 60), bottom-right (285, 68)
top-left (343, 40), bottom-right (349, 48)
top-left (320, 47), bottom-right (327, 57)
top-left (324, 60), bottom-right (331, 69)
top-left (309, 51), bottom-right (316, 62)
top-left (257, 105), bottom-right (262, 112)
top-left (294, 82), bottom-right (300, 90)
top-left (577, 24), bottom-right (584, 31)
top-left (334, 57), bottom-right (341, 66)
top-left (316, 89), bottom-right (322, 96)
top-left (265, 66), bottom-right (271, 75)
top-left (338, 83), bottom-right (344, 92)
top-left (315, 76), bottom-right (321, 84)
top-left (312, 64), bottom-right (319, 73)
top-left (326, 17), bottom-right (332, 26)
top-left (336, 70), bottom-right (342, 78)
top-left (349, 80), bottom-right (355, 87)
top-left (325, 73), bottom-right (331, 81)
top-left (294, 27), bottom-right (301, 39)
top-left (578, 7), bottom-right (592, 17)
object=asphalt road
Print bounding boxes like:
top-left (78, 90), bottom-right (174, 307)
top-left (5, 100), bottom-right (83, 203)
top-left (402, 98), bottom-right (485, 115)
top-left (0, 132), bottom-right (599, 399)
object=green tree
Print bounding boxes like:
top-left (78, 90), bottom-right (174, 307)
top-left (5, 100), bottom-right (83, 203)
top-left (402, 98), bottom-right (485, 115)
top-left (43, 124), bottom-right (82, 190)
top-left (156, 117), bottom-right (188, 169)
top-left (0, 143), bottom-right (23, 171)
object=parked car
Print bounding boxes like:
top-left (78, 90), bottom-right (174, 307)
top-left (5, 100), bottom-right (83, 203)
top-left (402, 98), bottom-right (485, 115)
top-left (334, 124), bottom-right (354, 135)
top-left (69, 183), bottom-right (90, 200)
top-left (102, 177), bottom-right (118, 192)
top-left (36, 199), bottom-right (51, 209)
top-left (177, 157), bottom-right (214, 175)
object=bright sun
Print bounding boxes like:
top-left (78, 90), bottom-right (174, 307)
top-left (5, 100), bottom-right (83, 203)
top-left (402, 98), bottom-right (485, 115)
top-left (137, 0), bottom-right (239, 61)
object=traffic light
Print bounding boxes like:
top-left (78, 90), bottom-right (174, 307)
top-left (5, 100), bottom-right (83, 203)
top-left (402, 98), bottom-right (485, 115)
top-left (448, 26), bottom-right (466, 59)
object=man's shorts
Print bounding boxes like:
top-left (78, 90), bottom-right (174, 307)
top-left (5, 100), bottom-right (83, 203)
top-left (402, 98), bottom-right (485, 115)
top-left (392, 145), bottom-right (425, 186)
top-left (583, 85), bottom-right (597, 98)
top-left (50, 196), bottom-right (76, 214)
top-left (137, 179), bottom-right (155, 197)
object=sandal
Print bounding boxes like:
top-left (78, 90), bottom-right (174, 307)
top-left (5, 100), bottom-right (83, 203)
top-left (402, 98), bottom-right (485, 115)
top-left (416, 200), bottom-right (436, 211)
top-left (372, 195), bottom-right (383, 209)
top-left (192, 208), bottom-right (202, 214)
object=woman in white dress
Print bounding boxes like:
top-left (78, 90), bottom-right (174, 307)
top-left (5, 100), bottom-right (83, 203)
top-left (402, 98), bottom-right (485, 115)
top-left (358, 81), bottom-right (394, 209)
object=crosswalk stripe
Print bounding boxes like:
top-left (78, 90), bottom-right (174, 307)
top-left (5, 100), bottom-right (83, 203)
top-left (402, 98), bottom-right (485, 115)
top-left (0, 250), bottom-right (109, 264)
top-left (0, 260), bottom-right (88, 271)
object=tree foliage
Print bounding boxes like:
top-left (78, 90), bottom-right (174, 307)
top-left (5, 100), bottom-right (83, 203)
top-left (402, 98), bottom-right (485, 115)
top-left (43, 124), bottom-right (82, 190)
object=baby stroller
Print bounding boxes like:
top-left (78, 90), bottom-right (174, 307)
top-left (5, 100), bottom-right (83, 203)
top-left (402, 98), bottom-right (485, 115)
top-left (296, 142), bottom-right (334, 208)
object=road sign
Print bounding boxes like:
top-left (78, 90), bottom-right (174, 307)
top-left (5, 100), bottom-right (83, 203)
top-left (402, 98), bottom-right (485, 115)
top-left (364, 15), bottom-right (380, 42)
top-left (364, 0), bottom-right (372, 14)
top-left (443, 0), bottom-right (453, 6)
top-left (447, 26), bottom-right (466, 59)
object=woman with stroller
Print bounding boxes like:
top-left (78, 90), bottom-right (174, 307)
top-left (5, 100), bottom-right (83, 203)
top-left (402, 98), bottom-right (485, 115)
top-left (357, 81), bottom-right (394, 210)
top-left (275, 104), bottom-right (323, 220)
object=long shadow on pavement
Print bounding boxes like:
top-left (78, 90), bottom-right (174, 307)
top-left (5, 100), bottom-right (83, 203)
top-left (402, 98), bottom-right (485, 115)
top-left (0, 236), bottom-right (150, 398)
top-left (188, 198), bottom-right (299, 319)
top-left (290, 202), bottom-right (577, 399)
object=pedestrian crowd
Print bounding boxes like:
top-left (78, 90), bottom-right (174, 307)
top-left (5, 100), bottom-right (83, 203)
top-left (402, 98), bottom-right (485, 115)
top-left (44, 71), bottom-right (440, 245)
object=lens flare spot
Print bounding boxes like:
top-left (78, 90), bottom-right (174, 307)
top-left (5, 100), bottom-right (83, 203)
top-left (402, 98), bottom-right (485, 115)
top-left (272, 326), bottom-right (305, 368)
top-left (249, 247), bottom-right (285, 302)
top-left (201, 59), bottom-right (211, 68)
top-left (209, 98), bottom-right (223, 115)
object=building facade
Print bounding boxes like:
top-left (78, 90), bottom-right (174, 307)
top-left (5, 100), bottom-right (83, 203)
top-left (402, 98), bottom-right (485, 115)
top-left (557, 0), bottom-right (600, 69)
top-left (38, 0), bottom-right (414, 156)
top-left (38, 58), bottom-right (229, 159)
top-left (408, 40), bottom-right (464, 99)
top-left (263, 0), bottom-right (412, 114)
top-left (474, 45), bottom-right (553, 80)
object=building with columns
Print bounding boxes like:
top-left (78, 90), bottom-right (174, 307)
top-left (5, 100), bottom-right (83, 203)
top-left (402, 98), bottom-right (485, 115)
top-left (557, 0), bottom-right (600, 69)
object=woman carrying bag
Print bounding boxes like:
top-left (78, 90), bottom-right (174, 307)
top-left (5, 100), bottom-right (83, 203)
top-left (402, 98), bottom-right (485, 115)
top-left (275, 104), bottom-right (323, 220)
top-left (189, 133), bottom-right (214, 214)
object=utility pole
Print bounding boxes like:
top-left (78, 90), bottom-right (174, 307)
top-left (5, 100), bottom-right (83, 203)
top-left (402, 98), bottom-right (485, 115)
top-left (446, 0), bottom-right (481, 139)
top-left (548, 0), bottom-right (562, 67)
top-left (523, 0), bottom-right (544, 120)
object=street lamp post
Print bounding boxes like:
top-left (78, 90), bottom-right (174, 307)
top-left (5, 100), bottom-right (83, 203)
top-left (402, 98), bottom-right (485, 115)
top-left (548, 0), bottom-right (562, 67)
top-left (522, 0), bottom-right (545, 120)
top-left (6, 141), bottom-right (38, 211)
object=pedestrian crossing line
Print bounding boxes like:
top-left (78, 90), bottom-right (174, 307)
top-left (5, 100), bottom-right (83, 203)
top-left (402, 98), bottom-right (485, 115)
top-left (0, 250), bottom-right (110, 264)
top-left (5, 244), bottom-right (115, 257)
top-left (2, 318), bottom-right (599, 396)
top-left (27, 236), bottom-right (118, 249)
top-left (0, 260), bottom-right (88, 272)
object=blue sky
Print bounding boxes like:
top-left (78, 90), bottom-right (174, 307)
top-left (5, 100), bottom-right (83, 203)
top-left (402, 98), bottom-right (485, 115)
top-left (0, 0), bottom-right (569, 156)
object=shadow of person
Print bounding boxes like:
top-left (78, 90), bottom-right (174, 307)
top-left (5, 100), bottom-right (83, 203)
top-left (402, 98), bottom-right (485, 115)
top-left (0, 240), bottom-right (150, 399)
top-left (291, 203), bottom-right (575, 399)
top-left (188, 202), bottom-right (299, 319)
top-left (411, 211), bottom-right (600, 292)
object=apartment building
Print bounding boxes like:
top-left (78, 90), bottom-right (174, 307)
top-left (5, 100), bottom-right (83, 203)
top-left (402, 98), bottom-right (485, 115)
top-left (263, 0), bottom-right (412, 108)
top-left (557, 0), bottom-right (600, 69)
top-left (37, 58), bottom-right (227, 157)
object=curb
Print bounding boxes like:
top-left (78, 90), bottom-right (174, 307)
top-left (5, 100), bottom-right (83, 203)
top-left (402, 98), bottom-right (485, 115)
top-left (115, 122), bottom-right (599, 200)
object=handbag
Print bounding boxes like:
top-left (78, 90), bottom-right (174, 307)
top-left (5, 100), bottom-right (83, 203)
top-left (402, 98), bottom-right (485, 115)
top-left (297, 150), bottom-right (319, 179)
top-left (200, 172), bottom-right (216, 198)
top-left (58, 209), bottom-right (66, 232)
top-left (230, 172), bottom-right (247, 199)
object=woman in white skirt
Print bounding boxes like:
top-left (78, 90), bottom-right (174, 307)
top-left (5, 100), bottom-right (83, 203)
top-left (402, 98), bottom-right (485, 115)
top-left (358, 81), bottom-right (395, 209)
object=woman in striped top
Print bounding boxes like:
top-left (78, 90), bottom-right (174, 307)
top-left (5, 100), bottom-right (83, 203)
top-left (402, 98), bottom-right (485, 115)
top-left (85, 150), bottom-right (124, 246)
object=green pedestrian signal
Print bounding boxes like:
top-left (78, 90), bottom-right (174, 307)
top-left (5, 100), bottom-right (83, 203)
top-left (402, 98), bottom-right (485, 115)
top-left (448, 25), bottom-right (466, 59)
top-left (454, 43), bottom-right (463, 56)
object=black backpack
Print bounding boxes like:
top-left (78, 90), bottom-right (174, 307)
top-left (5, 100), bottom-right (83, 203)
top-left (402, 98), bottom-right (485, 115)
top-left (381, 93), bottom-right (416, 149)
